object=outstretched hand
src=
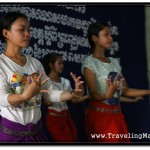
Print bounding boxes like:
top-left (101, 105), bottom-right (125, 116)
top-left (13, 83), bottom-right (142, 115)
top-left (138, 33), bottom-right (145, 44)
top-left (22, 72), bottom-right (49, 100)
top-left (70, 72), bottom-right (84, 93)
top-left (120, 96), bottom-right (144, 103)
top-left (134, 96), bottom-right (144, 102)
top-left (106, 74), bottom-right (124, 99)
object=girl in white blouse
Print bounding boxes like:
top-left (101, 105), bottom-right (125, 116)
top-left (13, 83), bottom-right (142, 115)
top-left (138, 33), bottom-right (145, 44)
top-left (42, 52), bottom-right (89, 142)
top-left (0, 11), bottom-right (84, 142)
top-left (82, 22), bottom-right (150, 143)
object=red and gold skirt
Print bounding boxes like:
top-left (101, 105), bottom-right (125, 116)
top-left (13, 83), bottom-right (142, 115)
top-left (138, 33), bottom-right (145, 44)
top-left (85, 100), bottom-right (130, 143)
top-left (45, 109), bottom-right (77, 142)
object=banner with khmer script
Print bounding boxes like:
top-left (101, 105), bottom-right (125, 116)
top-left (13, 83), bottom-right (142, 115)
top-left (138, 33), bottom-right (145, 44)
top-left (0, 5), bottom-right (119, 65)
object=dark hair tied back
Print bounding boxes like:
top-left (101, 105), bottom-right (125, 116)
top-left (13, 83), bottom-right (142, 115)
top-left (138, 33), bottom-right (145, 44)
top-left (42, 52), bottom-right (62, 75)
top-left (87, 22), bottom-right (109, 52)
top-left (0, 11), bottom-right (28, 42)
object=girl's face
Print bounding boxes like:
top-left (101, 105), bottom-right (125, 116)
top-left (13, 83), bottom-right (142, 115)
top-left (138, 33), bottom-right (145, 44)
top-left (52, 57), bottom-right (64, 74)
top-left (95, 27), bottom-right (112, 49)
top-left (4, 17), bottom-right (30, 48)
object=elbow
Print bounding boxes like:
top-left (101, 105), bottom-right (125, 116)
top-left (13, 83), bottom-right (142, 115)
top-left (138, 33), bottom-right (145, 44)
top-left (0, 93), bottom-right (13, 107)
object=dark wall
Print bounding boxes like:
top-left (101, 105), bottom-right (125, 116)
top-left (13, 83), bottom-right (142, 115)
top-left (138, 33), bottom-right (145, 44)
top-left (118, 6), bottom-right (150, 142)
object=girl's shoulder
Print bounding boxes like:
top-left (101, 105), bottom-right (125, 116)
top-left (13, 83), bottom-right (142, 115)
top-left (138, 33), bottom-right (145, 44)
top-left (84, 55), bottom-right (93, 61)
top-left (26, 55), bottom-right (43, 66)
top-left (60, 77), bottom-right (70, 84)
top-left (26, 55), bottom-right (40, 63)
top-left (109, 57), bottom-right (122, 71)
top-left (109, 57), bottom-right (120, 63)
top-left (82, 55), bottom-right (94, 66)
top-left (81, 55), bottom-right (98, 74)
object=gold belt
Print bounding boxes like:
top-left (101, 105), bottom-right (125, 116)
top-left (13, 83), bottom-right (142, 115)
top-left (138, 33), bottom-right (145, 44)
top-left (89, 105), bottom-right (121, 114)
top-left (0, 124), bottom-right (40, 137)
top-left (48, 112), bottom-right (66, 117)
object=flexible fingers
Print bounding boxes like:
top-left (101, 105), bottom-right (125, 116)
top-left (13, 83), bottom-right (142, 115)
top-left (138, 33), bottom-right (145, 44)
top-left (30, 76), bottom-right (35, 83)
top-left (40, 89), bottom-right (49, 93)
top-left (41, 78), bottom-right (50, 86)
top-left (113, 74), bottom-right (119, 84)
top-left (75, 81), bottom-right (84, 90)
top-left (24, 76), bottom-right (31, 89)
top-left (78, 81), bottom-right (84, 85)
top-left (108, 76), bottom-right (113, 85)
top-left (26, 76), bottom-right (31, 85)
top-left (70, 72), bottom-right (77, 80)
top-left (121, 77), bottom-right (125, 81)
top-left (36, 72), bottom-right (44, 81)
top-left (106, 79), bottom-right (109, 88)
top-left (76, 76), bottom-right (81, 80)
top-left (31, 76), bottom-right (40, 87)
